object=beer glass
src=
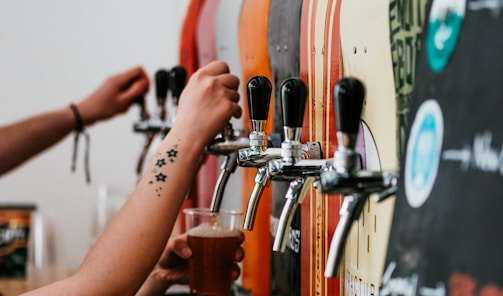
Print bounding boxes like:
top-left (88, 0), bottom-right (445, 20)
top-left (183, 208), bottom-right (242, 296)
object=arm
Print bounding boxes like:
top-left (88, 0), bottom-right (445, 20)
top-left (0, 66), bottom-right (149, 176)
top-left (22, 60), bottom-right (242, 296)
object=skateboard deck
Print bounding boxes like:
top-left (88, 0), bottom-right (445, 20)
top-left (267, 1), bottom-right (304, 295)
top-left (382, 1), bottom-right (503, 293)
top-left (339, 0), bottom-right (397, 293)
top-left (238, 0), bottom-right (273, 295)
top-left (195, 0), bottom-right (221, 209)
top-left (179, 0), bottom-right (206, 78)
top-left (215, 0), bottom-right (244, 211)
top-left (297, 0), bottom-right (342, 295)
top-left (175, 0), bottom-right (206, 235)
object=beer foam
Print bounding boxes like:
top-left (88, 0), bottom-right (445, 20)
top-left (188, 223), bottom-right (239, 238)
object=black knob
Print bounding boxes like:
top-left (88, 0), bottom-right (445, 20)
top-left (155, 69), bottom-right (170, 104)
top-left (334, 78), bottom-right (365, 134)
top-left (247, 76), bottom-right (272, 121)
top-left (169, 66), bottom-right (187, 103)
top-left (133, 95), bottom-right (145, 106)
top-left (281, 78), bottom-right (308, 128)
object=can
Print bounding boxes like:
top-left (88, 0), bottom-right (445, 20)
top-left (0, 204), bottom-right (37, 278)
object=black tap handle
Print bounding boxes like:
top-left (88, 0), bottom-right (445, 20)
top-left (155, 69), bottom-right (170, 104)
top-left (334, 77), bottom-right (365, 134)
top-left (169, 66), bottom-right (187, 104)
top-left (281, 78), bottom-right (308, 127)
top-left (133, 95), bottom-right (145, 106)
top-left (246, 75), bottom-right (272, 121)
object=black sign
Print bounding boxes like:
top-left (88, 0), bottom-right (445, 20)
top-left (382, 1), bottom-right (503, 294)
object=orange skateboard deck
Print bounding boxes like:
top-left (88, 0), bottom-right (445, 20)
top-left (238, 0), bottom-right (273, 295)
top-left (339, 0), bottom-right (397, 293)
top-left (298, 0), bottom-right (342, 295)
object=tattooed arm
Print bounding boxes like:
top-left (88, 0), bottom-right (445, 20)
top-left (0, 66), bottom-right (149, 176)
top-left (22, 60), bottom-right (242, 296)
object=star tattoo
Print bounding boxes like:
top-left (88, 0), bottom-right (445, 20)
top-left (155, 173), bottom-right (167, 182)
top-left (167, 148), bottom-right (178, 162)
top-left (156, 158), bottom-right (166, 168)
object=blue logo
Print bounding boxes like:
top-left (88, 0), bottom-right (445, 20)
top-left (405, 99), bottom-right (444, 208)
top-left (426, 0), bottom-right (465, 72)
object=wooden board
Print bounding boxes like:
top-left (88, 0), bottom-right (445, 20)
top-left (267, 1), bottom-right (304, 295)
top-left (382, 1), bottom-right (503, 293)
top-left (339, 0), bottom-right (397, 293)
top-left (195, 0), bottom-right (221, 209)
top-left (237, 1), bottom-right (273, 295)
top-left (176, 0), bottom-right (206, 235)
top-left (298, 0), bottom-right (342, 295)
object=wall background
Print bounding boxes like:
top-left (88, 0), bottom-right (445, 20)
top-left (0, 0), bottom-right (192, 274)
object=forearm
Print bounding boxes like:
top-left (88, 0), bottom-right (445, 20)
top-left (67, 129), bottom-right (204, 295)
top-left (0, 106), bottom-right (76, 175)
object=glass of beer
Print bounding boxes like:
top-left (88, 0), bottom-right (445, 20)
top-left (183, 208), bottom-right (242, 296)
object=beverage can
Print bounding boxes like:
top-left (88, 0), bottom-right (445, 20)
top-left (0, 204), bottom-right (37, 278)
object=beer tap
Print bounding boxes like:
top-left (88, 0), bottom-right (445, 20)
top-left (206, 122), bottom-right (250, 212)
top-left (238, 76), bottom-right (321, 230)
top-left (314, 77), bottom-right (398, 277)
top-left (133, 69), bottom-right (169, 175)
top-left (269, 78), bottom-right (325, 252)
top-left (205, 75), bottom-right (254, 212)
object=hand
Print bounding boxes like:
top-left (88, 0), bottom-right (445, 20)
top-left (172, 60), bottom-right (242, 148)
top-left (136, 232), bottom-right (245, 296)
top-left (76, 66), bottom-right (150, 126)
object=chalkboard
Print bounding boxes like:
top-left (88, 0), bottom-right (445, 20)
top-left (382, 1), bottom-right (503, 294)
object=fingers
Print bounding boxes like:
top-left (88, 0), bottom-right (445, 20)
top-left (116, 66), bottom-right (149, 88)
top-left (171, 233), bottom-right (191, 259)
top-left (115, 66), bottom-right (150, 102)
top-left (231, 263), bottom-right (241, 281)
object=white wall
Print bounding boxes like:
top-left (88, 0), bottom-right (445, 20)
top-left (0, 0), bottom-right (190, 273)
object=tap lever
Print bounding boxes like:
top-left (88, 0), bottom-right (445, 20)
top-left (248, 75), bottom-right (272, 121)
top-left (155, 69), bottom-right (170, 121)
top-left (334, 77), bottom-right (365, 136)
top-left (169, 66), bottom-right (187, 106)
top-left (281, 78), bottom-right (308, 128)
top-left (247, 76), bottom-right (272, 152)
top-left (279, 78), bottom-right (309, 162)
top-left (324, 192), bottom-right (367, 277)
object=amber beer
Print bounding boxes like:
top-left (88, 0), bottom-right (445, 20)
top-left (184, 208), bottom-right (242, 296)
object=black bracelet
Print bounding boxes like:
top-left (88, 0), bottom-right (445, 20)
top-left (69, 103), bottom-right (84, 132)
top-left (69, 103), bottom-right (91, 184)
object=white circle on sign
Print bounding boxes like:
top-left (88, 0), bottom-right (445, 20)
top-left (405, 99), bottom-right (444, 208)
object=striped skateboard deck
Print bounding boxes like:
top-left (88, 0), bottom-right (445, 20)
top-left (267, 1), bottom-right (304, 295)
top-left (382, 1), bottom-right (503, 293)
top-left (298, 1), bottom-right (342, 295)
top-left (238, 1), bottom-right (273, 295)
top-left (339, 0), bottom-right (398, 293)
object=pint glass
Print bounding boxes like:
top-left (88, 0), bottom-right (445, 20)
top-left (184, 208), bottom-right (242, 296)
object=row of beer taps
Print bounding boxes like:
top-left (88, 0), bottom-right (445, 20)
top-left (133, 66), bottom-right (398, 278)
